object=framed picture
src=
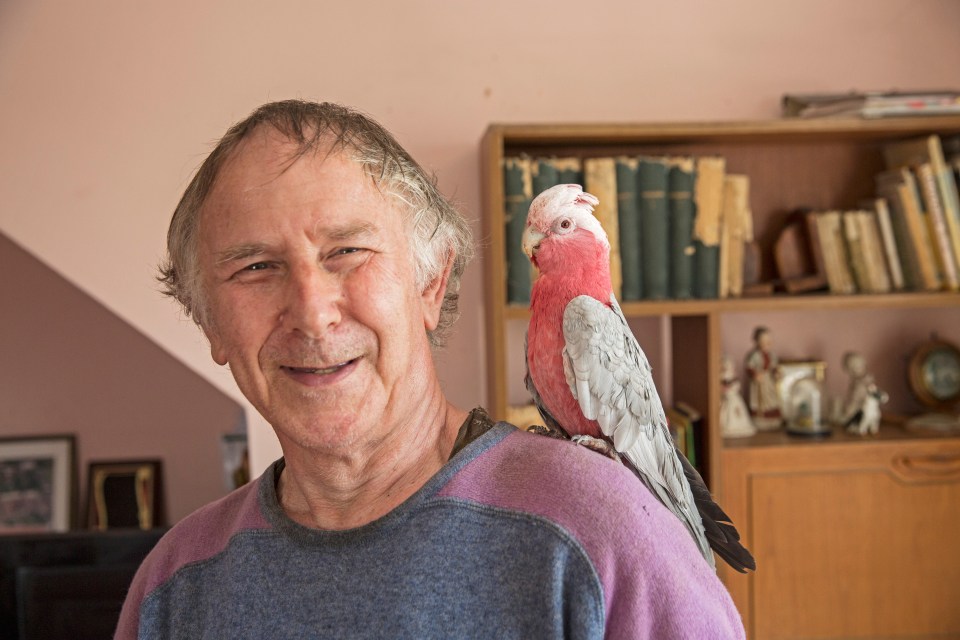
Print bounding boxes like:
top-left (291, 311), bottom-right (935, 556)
top-left (86, 460), bottom-right (166, 531)
top-left (220, 433), bottom-right (250, 491)
top-left (0, 435), bottom-right (76, 533)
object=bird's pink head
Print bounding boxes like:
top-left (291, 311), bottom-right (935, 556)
top-left (522, 184), bottom-right (609, 272)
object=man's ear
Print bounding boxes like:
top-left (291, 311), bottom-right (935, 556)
top-left (421, 253), bottom-right (454, 332)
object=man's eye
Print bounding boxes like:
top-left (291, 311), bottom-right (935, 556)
top-left (244, 262), bottom-right (270, 271)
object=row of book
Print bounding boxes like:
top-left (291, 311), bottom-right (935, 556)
top-left (503, 132), bottom-right (960, 303)
top-left (800, 133), bottom-right (960, 296)
top-left (871, 134), bottom-right (960, 293)
top-left (666, 402), bottom-right (703, 470)
top-left (503, 154), bottom-right (745, 304)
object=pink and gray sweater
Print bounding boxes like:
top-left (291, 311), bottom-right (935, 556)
top-left (115, 421), bottom-right (744, 639)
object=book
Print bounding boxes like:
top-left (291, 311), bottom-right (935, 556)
top-left (802, 209), bottom-right (830, 285)
top-left (531, 157), bottom-right (560, 198)
top-left (615, 157), bottom-right (643, 301)
top-left (692, 157), bottom-right (726, 299)
top-left (876, 168), bottom-right (941, 291)
top-left (665, 407), bottom-right (694, 467)
top-left (553, 157), bottom-right (584, 186)
top-left (884, 135), bottom-right (960, 270)
top-left (915, 162), bottom-right (959, 291)
top-left (584, 157), bottom-right (622, 299)
top-left (783, 90), bottom-right (960, 119)
top-left (843, 210), bottom-right (891, 293)
top-left (503, 156), bottom-right (533, 304)
top-left (673, 401), bottom-right (703, 470)
top-left (862, 197), bottom-right (906, 291)
top-left (638, 157), bottom-right (670, 299)
top-left (667, 158), bottom-right (697, 299)
top-left (858, 209), bottom-right (892, 293)
top-left (719, 174), bottom-right (750, 298)
top-left (815, 211), bottom-right (857, 294)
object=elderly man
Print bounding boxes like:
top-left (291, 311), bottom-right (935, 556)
top-left (116, 100), bottom-right (744, 639)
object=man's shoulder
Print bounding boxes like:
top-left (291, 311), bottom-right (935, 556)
top-left (440, 425), bottom-right (676, 538)
top-left (134, 476), bottom-right (269, 597)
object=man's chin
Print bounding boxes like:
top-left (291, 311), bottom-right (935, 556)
top-left (271, 397), bottom-right (384, 453)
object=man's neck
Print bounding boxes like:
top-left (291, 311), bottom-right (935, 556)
top-left (275, 395), bottom-right (469, 530)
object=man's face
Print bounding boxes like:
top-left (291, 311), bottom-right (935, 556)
top-left (196, 128), bottom-right (445, 454)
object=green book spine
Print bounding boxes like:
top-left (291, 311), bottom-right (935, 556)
top-left (691, 156), bottom-right (726, 300)
top-left (554, 158), bottom-right (584, 187)
top-left (531, 158), bottom-right (560, 198)
top-left (693, 242), bottom-right (720, 299)
top-left (503, 157), bottom-right (533, 304)
top-left (638, 157), bottom-right (670, 299)
top-left (668, 160), bottom-right (696, 300)
top-left (616, 158), bottom-right (643, 301)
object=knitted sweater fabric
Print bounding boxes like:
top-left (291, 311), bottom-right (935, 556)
top-left (115, 422), bottom-right (744, 639)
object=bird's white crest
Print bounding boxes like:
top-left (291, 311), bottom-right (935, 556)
top-left (527, 184), bottom-right (609, 249)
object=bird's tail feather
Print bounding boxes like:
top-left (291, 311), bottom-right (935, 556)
top-left (676, 452), bottom-right (756, 573)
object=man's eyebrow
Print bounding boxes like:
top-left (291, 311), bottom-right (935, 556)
top-left (326, 222), bottom-right (378, 241)
top-left (213, 223), bottom-right (379, 266)
top-left (215, 244), bottom-right (267, 266)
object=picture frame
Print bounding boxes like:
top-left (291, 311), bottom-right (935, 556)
top-left (0, 434), bottom-right (77, 533)
top-left (86, 459), bottom-right (166, 531)
top-left (219, 432), bottom-right (250, 491)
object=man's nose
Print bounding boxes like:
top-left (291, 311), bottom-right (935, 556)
top-left (280, 265), bottom-right (342, 338)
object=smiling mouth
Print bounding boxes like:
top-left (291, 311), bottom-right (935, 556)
top-left (282, 358), bottom-right (359, 375)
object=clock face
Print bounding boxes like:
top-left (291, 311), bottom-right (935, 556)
top-left (923, 347), bottom-right (960, 401)
top-left (910, 338), bottom-right (960, 410)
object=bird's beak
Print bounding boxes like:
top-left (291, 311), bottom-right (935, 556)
top-left (522, 227), bottom-right (545, 260)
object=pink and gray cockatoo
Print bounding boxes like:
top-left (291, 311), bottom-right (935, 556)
top-left (522, 183), bottom-right (755, 573)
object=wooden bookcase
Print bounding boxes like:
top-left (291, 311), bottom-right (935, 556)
top-left (480, 117), bottom-right (960, 638)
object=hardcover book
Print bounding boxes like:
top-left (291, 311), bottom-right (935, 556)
top-left (668, 158), bottom-right (697, 300)
top-left (503, 156), bottom-right (533, 304)
top-left (876, 168), bottom-right (941, 291)
top-left (915, 162), bottom-right (960, 290)
top-left (692, 157), bottom-right (726, 299)
top-left (862, 197), bottom-right (906, 291)
top-left (584, 157), bottom-right (622, 298)
top-left (615, 157), bottom-right (643, 301)
top-left (638, 157), bottom-right (670, 299)
top-left (884, 135), bottom-right (960, 272)
top-left (719, 174), bottom-right (750, 298)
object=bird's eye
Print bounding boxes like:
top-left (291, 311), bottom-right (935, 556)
top-left (560, 220), bottom-right (571, 229)
top-left (555, 218), bottom-right (574, 234)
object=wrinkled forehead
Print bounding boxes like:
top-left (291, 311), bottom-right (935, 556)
top-left (197, 125), bottom-right (411, 235)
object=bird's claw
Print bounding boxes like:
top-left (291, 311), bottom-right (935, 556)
top-left (571, 435), bottom-right (620, 461)
top-left (526, 424), bottom-right (570, 441)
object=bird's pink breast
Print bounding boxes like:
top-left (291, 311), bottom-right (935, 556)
top-left (527, 283), bottom-right (602, 439)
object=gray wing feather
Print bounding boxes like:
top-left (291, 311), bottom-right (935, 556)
top-left (562, 294), bottom-right (714, 567)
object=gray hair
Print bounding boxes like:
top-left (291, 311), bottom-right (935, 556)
top-left (158, 100), bottom-right (474, 347)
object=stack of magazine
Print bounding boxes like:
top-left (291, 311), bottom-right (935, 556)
top-left (782, 90), bottom-right (960, 119)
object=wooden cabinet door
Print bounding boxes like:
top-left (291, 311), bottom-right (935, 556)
top-left (720, 437), bottom-right (960, 639)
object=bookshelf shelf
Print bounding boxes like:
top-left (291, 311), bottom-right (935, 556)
top-left (481, 116), bottom-right (960, 637)
top-left (504, 290), bottom-right (960, 319)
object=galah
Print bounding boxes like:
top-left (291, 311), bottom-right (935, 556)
top-left (522, 183), bottom-right (755, 573)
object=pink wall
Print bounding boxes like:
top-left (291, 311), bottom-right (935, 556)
top-left (0, 233), bottom-right (243, 523)
top-left (1, 0), bottom-right (960, 512)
